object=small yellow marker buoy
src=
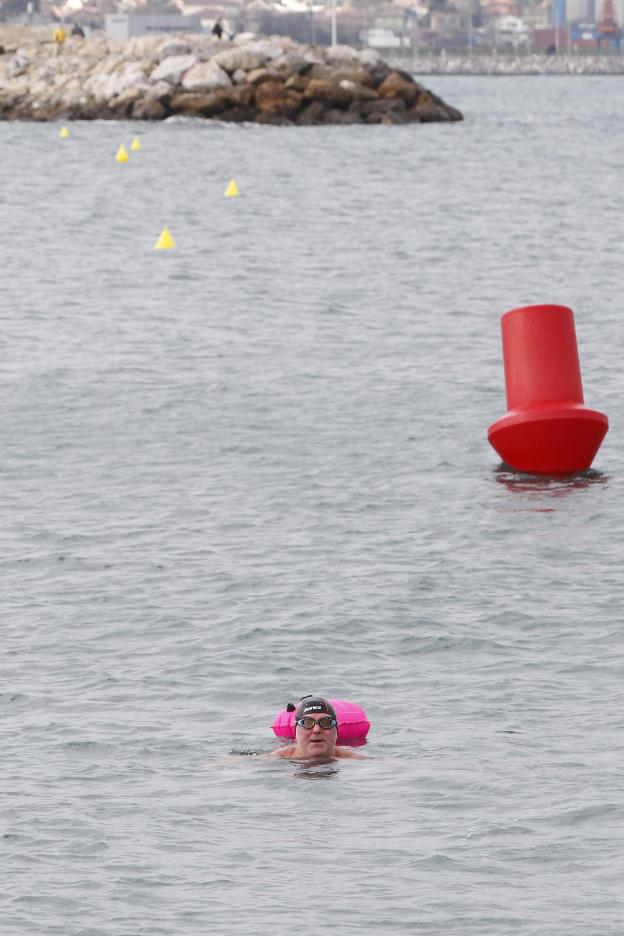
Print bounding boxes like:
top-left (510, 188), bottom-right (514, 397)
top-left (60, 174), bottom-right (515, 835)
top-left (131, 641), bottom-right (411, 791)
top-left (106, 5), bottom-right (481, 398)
top-left (115, 144), bottom-right (129, 164)
top-left (224, 178), bottom-right (240, 198)
top-left (59, 126), bottom-right (70, 139)
top-left (130, 137), bottom-right (142, 152)
top-left (154, 225), bottom-right (176, 250)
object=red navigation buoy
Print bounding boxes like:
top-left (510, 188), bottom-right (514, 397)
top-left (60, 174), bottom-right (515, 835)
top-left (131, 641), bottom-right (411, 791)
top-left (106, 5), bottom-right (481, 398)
top-left (487, 304), bottom-right (608, 474)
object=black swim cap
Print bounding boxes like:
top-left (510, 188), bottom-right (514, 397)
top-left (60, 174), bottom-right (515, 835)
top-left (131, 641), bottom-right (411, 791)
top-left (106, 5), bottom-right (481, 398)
top-left (296, 697), bottom-right (337, 720)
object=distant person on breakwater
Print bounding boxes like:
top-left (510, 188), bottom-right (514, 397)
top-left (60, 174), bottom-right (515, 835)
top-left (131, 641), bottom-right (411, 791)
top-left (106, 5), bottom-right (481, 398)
top-left (268, 697), bottom-right (362, 760)
top-left (212, 18), bottom-right (224, 39)
top-left (53, 25), bottom-right (66, 54)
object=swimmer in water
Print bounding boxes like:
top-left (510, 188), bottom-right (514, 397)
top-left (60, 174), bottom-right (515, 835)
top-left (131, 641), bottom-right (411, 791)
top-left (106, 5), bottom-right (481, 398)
top-left (268, 697), bottom-right (362, 760)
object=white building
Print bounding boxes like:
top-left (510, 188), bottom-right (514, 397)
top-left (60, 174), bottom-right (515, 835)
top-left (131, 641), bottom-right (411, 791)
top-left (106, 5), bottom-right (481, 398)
top-left (105, 13), bottom-right (202, 41)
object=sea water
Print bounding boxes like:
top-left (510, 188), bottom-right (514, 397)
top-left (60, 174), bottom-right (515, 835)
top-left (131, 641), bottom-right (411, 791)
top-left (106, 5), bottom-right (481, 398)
top-left (2, 76), bottom-right (624, 935)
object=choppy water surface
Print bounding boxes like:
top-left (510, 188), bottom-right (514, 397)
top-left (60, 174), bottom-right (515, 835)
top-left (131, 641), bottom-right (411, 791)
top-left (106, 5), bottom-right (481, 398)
top-left (2, 76), bottom-right (624, 936)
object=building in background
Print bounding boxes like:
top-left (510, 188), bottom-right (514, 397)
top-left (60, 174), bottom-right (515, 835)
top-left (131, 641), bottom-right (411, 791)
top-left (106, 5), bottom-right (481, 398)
top-left (4, 0), bottom-right (624, 54)
top-left (105, 12), bottom-right (201, 40)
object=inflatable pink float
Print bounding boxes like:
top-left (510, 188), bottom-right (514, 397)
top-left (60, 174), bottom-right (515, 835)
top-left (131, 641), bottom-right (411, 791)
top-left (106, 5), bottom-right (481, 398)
top-left (271, 699), bottom-right (370, 744)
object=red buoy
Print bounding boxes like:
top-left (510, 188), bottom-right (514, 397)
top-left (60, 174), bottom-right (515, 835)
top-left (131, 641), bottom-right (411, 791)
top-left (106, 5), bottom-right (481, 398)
top-left (487, 304), bottom-right (608, 474)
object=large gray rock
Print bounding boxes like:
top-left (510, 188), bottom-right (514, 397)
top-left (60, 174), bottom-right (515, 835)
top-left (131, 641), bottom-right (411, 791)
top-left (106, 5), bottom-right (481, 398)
top-left (271, 51), bottom-right (309, 73)
top-left (150, 54), bottom-right (197, 85)
top-left (125, 34), bottom-right (163, 61)
top-left (212, 44), bottom-right (269, 73)
top-left (157, 39), bottom-right (192, 61)
top-left (212, 37), bottom-right (289, 72)
top-left (84, 62), bottom-right (149, 101)
top-left (181, 60), bottom-right (232, 91)
top-left (145, 80), bottom-right (173, 102)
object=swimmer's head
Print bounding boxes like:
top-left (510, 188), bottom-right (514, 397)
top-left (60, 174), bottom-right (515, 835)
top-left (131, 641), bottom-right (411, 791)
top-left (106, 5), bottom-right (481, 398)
top-left (295, 697), bottom-right (337, 721)
top-left (294, 697), bottom-right (338, 758)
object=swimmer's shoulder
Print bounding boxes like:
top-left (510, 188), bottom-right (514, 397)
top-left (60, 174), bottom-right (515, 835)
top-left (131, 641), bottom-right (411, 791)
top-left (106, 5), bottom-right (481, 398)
top-left (267, 746), bottom-right (299, 758)
top-left (335, 746), bottom-right (365, 759)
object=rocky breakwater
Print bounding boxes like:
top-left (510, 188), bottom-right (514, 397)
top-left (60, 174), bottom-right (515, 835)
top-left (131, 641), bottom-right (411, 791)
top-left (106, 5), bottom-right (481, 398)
top-left (0, 32), bottom-right (463, 125)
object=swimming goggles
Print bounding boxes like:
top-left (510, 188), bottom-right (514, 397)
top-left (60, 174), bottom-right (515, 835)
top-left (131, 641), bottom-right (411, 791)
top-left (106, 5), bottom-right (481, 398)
top-left (296, 716), bottom-right (337, 730)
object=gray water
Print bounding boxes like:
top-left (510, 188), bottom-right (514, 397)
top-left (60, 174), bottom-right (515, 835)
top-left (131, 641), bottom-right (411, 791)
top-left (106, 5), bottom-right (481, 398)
top-left (2, 76), bottom-right (624, 936)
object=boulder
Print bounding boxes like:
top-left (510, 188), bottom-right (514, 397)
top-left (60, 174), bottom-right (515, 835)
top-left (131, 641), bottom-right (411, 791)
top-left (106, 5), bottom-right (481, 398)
top-left (332, 67), bottom-right (374, 87)
top-left (229, 84), bottom-right (256, 107)
top-left (284, 73), bottom-right (310, 92)
top-left (131, 96), bottom-right (167, 120)
top-left (271, 51), bottom-right (309, 74)
top-left (125, 34), bottom-right (163, 62)
top-left (109, 85), bottom-right (146, 115)
top-left (212, 43), bottom-right (270, 73)
top-left (377, 71), bottom-right (419, 106)
top-left (368, 62), bottom-right (392, 87)
top-left (409, 89), bottom-right (462, 122)
top-left (302, 78), bottom-right (352, 109)
top-left (157, 39), bottom-right (192, 61)
top-left (169, 88), bottom-right (232, 117)
top-left (295, 100), bottom-right (329, 125)
top-left (84, 62), bottom-right (148, 101)
top-left (246, 68), bottom-right (284, 86)
top-left (181, 60), bottom-right (232, 92)
top-left (307, 63), bottom-right (336, 82)
top-left (343, 82), bottom-right (378, 102)
top-left (220, 104), bottom-right (255, 122)
top-left (255, 80), bottom-right (301, 118)
top-left (150, 54), bottom-right (197, 85)
top-left (359, 97), bottom-right (407, 123)
top-left (323, 107), bottom-right (363, 125)
top-left (145, 80), bottom-right (174, 103)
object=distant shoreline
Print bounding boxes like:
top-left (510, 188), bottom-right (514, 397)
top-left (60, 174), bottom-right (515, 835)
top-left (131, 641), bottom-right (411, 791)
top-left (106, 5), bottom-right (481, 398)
top-left (404, 54), bottom-right (624, 76)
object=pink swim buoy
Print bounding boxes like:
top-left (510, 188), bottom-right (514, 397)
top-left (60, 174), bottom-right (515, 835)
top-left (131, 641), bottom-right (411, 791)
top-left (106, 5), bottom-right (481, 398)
top-left (487, 304), bottom-right (608, 474)
top-left (272, 699), bottom-right (370, 744)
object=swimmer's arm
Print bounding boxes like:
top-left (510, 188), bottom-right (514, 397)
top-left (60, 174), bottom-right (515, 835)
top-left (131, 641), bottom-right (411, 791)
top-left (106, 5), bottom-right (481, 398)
top-left (203, 748), bottom-right (296, 767)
